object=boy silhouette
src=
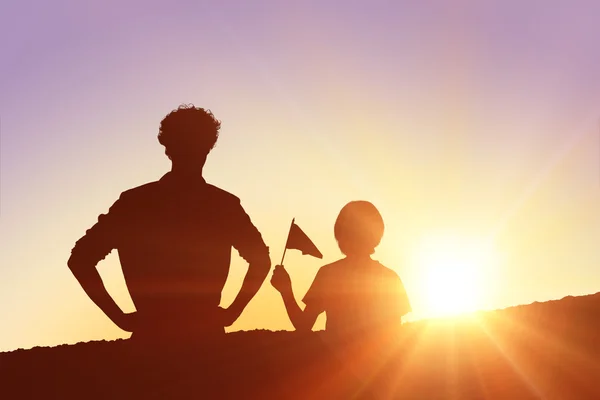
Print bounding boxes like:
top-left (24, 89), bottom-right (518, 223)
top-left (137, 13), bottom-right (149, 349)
top-left (271, 201), bottom-right (411, 339)
top-left (67, 105), bottom-right (271, 342)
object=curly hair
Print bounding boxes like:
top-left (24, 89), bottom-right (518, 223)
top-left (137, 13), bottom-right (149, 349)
top-left (334, 201), bottom-right (385, 256)
top-left (158, 104), bottom-right (221, 158)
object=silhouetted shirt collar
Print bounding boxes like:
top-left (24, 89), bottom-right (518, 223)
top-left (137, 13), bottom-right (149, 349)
top-left (159, 171), bottom-right (206, 187)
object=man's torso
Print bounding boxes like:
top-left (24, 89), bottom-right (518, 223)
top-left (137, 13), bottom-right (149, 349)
top-left (108, 175), bottom-right (245, 334)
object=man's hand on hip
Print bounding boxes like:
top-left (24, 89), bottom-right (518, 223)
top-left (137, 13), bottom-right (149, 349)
top-left (218, 306), bottom-right (242, 328)
top-left (113, 311), bottom-right (138, 332)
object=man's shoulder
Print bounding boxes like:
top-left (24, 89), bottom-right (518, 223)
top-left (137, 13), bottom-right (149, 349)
top-left (204, 183), bottom-right (241, 204)
top-left (119, 180), bottom-right (163, 201)
top-left (117, 179), bottom-right (243, 208)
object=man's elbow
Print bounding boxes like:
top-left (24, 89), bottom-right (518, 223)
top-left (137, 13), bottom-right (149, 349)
top-left (67, 257), bottom-right (85, 279)
top-left (248, 252), bottom-right (272, 275)
top-left (67, 253), bottom-right (94, 277)
top-left (67, 254), bottom-right (79, 272)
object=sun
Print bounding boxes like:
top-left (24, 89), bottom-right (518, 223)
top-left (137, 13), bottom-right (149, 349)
top-left (412, 234), bottom-right (495, 318)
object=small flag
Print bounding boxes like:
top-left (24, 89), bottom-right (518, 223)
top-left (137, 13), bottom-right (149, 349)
top-left (281, 219), bottom-right (323, 264)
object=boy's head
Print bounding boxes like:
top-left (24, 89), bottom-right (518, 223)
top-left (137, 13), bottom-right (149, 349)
top-left (334, 201), bottom-right (384, 256)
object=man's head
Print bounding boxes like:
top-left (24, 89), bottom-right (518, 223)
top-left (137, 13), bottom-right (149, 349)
top-left (158, 105), bottom-right (221, 172)
top-left (334, 201), bottom-right (385, 257)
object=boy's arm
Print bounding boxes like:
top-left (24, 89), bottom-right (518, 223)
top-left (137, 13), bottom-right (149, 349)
top-left (380, 275), bottom-right (411, 329)
top-left (279, 286), bottom-right (320, 332)
top-left (271, 265), bottom-right (320, 332)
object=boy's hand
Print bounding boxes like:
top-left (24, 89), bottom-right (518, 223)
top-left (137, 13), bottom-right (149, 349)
top-left (271, 265), bottom-right (292, 295)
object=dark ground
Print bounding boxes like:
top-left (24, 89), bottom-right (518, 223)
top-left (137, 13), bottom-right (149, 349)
top-left (2, 293), bottom-right (599, 399)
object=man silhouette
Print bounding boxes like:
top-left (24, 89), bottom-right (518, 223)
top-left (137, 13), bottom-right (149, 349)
top-left (67, 105), bottom-right (271, 342)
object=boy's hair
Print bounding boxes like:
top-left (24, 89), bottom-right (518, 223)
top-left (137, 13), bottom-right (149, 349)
top-left (158, 104), bottom-right (221, 159)
top-left (334, 201), bottom-right (384, 256)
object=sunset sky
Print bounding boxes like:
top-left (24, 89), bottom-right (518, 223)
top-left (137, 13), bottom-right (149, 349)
top-left (2, 1), bottom-right (600, 351)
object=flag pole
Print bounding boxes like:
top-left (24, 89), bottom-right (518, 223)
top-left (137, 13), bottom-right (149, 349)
top-left (280, 218), bottom-right (295, 265)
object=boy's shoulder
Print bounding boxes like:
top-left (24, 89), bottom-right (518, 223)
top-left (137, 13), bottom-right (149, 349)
top-left (316, 258), bottom-right (401, 279)
top-left (373, 260), bottom-right (402, 278)
top-left (316, 258), bottom-right (348, 276)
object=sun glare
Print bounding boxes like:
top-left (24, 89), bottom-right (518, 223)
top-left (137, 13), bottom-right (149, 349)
top-left (413, 234), bottom-right (496, 318)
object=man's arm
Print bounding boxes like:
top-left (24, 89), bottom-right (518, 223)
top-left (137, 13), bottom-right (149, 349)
top-left (67, 197), bottom-right (135, 332)
top-left (222, 201), bottom-right (272, 326)
top-left (221, 251), bottom-right (271, 327)
top-left (68, 259), bottom-right (134, 332)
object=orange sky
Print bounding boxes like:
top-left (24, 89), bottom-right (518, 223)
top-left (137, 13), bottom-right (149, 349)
top-left (1, 1), bottom-right (600, 351)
